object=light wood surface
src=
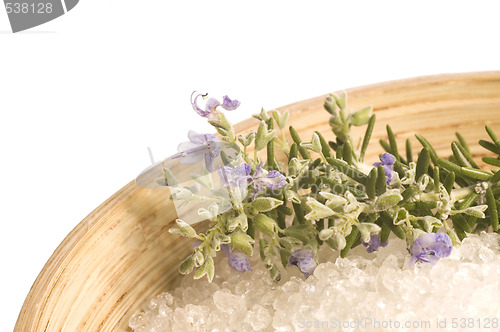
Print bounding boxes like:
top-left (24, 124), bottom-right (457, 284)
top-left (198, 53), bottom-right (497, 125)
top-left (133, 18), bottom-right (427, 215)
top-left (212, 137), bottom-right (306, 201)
top-left (15, 72), bottom-right (500, 331)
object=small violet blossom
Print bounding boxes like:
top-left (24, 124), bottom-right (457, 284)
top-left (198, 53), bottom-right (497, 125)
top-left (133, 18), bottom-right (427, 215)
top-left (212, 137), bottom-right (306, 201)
top-left (218, 163), bottom-right (252, 192)
top-left (221, 244), bottom-right (252, 272)
top-left (288, 249), bottom-right (317, 278)
top-left (191, 91), bottom-right (240, 120)
top-left (373, 152), bottom-right (396, 185)
top-left (362, 234), bottom-right (388, 253)
top-left (218, 163), bottom-right (287, 198)
top-left (175, 131), bottom-right (221, 172)
top-left (250, 163), bottom-right (287, 198)
top-left (409, 232), bottom-right (452, 266)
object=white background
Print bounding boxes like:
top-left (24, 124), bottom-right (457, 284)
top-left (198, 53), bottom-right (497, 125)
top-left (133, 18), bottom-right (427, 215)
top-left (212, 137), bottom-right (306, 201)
top-left (1, 1), bottom-right (499, 331)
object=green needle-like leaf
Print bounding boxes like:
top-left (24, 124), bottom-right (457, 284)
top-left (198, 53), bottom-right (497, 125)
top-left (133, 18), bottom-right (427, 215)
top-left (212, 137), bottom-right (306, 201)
top-left (437, 159), bottom-right (462, 177)
top-left (486, 187), bottom-right (499, 231)
top-left (461, 167), bottom-right (492, 181)
top-left (453, 214), bottom-right (473, 233)
top-left (379, 222), bottom-right (391, 243)
top-left (328, 141), bottom-right (339, 151)
top-left (482, 157), bottom-right (500, 167)
top-left (360, 114), bottom-right (376, 162)
top-left (485, 125), bottom-right (500, 148)
top-left (406, 138), bottom-right (413, 163)
top-left (451, 142), bottom-right (472, 168)
top-left (456, 132), bottom-right (470, 154)
top-left (366, 167), bottom-right (377, 200)
top-left (379, 139), bottom-right (391, 153)
top-left (415, 134), bottom-right (439, 165)
top-left (326, 157), bottom-right (368, 185)
top-left (452, 217), bottom-right (467, 240)
top-left (315, 131), bottom-right (332, 158)
top-left (416, 148), bottom-right (430, 180)
top-left (459, 192), bottom-right (480, 210)
top-left (318, 177), bottom-right (366, 198)
top-left (290, 126), bottom-right (311, 159)
top-left (433, 166), bottom-right (441, 188)
top-left (386, 125), bottom-right (400, 161)
top-left (381, 211), bottom-right (406, 239)
top-left (400, 185), bottom-right (418, 205)
top-left (443, 172), bottom-right (455, 194)
top-left (490, 170), bottom-right (500, 184)
top-left (454, 141), bottom-right (479, 168)
top-left (267, 119), bottom-right (277, 170)
top-left (342, 141), bottom-right (354, 165)
top-left (376, 165), bottom-right (387, 195)
top-left (479, 139), bottom-right (500, 155)
top-left (340, 226), bottom-right (360, 258)
top-left (289, 143), bottom-right (298, 161)
top-left (292, 202), bottom-right (305, 224)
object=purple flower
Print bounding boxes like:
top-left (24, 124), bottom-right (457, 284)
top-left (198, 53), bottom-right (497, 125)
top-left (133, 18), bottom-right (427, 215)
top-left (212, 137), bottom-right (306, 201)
top-left (409, 232), bottom-right (452, 266)
top-left (221, 95), bottom-right (240, 110)
top-left (373, 153), bottom-right (396, 185)
top-left (175, 131), bottom-right (221, 172)
top-left (362, 234), bottom-right (388, 253)
top-left (221, 244), bottom-right (252, 272)
top-left (288, 249), bottom-right (316, 278)
top-left (218, 163), bottom-right (252, 192)
top-left (250, 164), bottom-right (287, 198)
top-left (218, 163), bottom-right (287, 199)
top-left (191, 91), bottom-right (240, 120)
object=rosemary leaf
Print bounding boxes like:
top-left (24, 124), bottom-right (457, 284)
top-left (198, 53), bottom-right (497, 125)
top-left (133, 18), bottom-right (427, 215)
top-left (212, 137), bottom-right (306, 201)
top-left (267, 118), bottom-right (277, 170)
top-left (326, 157), bottom-right (368, 186)
top-left (366, 167), bottom-right (377, 200)
top-left (451, 141), bottom-right (472, 168)
top-left (289, 143), bottom-right (298, 161)
top-left (456, 132), bottom-right (470, 154)
top-left (416, 148), bottom-right (430, 180)
top-left (386, 125), bottom-right (400, 162)
top-left (360, 114), bottom-right (376, 162)
top-left (406, 138), bottom-right (413, 163)
top-left (340, 226), bottom-right (360, 258)
top-left (490, 170), bottom-right (500, 184)
top-left (379, 139), bottom-right (391, 153)
top-left (443, 172), bottom-right (455, 194)
top-left (455, 141), bottom-right (479, 168)
top-left (433, 166), bottom-right (441, 188)
top-left (289, 126), bottom-right (311, 159)
top-left (376, 165), bottom-right (387, 195)
top-left (415, 134), bottom-right (439, 165)
top-left (479, 139), bottom-right (500, 155)
top-left (315, 131), bottom-right (332, 158)
top-left (482, 157), bottom-right (500, 167)
top-left (485, 125), bottom-right (500, 148)
top-left (452, 217), bottom-right (467, 240)
top-left (461, 167), bottom-right (492, 181)
top-left (459, 192), bottom-right (480, 210)
top-left (381, 211), bottom-right (406, 239)
top-left (486, 187), bottom-right (499, 231)
top-left (453, 214), bottom-right (472, 233)
top-left (342, 141), bottom-right (354, 165)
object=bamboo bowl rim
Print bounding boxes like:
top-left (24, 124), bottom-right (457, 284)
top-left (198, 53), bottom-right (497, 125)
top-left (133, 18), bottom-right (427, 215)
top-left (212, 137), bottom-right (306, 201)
top-left (15, 71), bottom-right (500, 331)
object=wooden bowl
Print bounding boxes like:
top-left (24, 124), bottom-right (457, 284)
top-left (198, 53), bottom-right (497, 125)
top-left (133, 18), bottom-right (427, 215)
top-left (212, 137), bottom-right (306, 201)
top-left (15, 72), bottom-right (500, 331)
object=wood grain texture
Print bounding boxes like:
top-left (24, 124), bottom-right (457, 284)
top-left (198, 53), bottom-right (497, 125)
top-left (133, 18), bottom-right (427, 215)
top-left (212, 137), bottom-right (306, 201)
top-left (15, 72), bottom-right (500, 331)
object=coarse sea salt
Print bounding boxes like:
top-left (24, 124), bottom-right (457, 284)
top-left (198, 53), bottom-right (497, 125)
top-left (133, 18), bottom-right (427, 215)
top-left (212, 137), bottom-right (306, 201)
top-left (129, 232), bottom-right (500, 331)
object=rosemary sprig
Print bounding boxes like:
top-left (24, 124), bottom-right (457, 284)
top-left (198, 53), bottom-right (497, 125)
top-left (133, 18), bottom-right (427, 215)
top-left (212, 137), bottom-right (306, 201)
top-left (165, 91), bottom-right (500, 282)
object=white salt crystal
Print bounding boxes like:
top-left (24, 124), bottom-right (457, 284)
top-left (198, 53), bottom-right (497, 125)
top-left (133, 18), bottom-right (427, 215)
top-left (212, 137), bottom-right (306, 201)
top-left (213, 289), bottom-right (245, 314)
top-left (130, 232), bottom-right (500, 331)
top-left (245, 304), bottom-right (272, 330)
